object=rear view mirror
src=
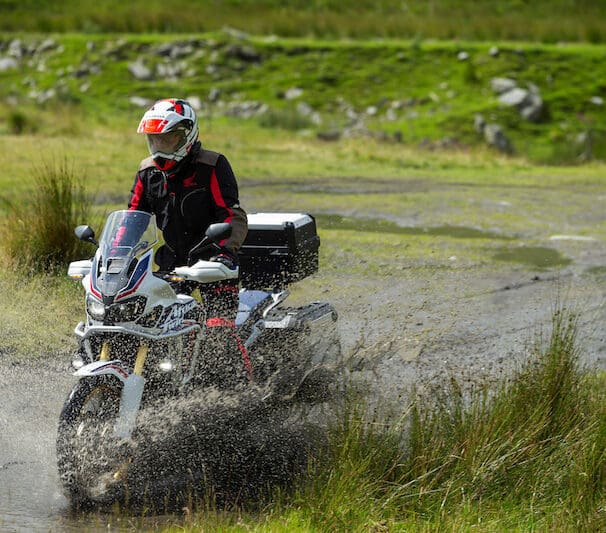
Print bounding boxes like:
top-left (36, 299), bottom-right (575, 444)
top-left (75, 225), bottom-right (97, 245)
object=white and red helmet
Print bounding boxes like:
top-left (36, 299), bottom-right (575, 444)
top-left (137, 98), bottom-right (199, 171)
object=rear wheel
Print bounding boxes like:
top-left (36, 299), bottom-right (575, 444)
top-left (56, 378), bottom-right (126, 506)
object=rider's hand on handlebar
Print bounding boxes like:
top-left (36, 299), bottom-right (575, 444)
top-left (210, 252), bottom-right (238, 270)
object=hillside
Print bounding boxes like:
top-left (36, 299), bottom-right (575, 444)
top-left (1, 32), bottom-right (605, 164)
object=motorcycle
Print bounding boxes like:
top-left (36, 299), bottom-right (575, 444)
top-left (56, 209), bottom-right (340, 505)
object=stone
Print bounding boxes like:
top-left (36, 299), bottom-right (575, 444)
top-left (498, 87), bottom-right (530, 108)
top-left (483, 123), bottom-right (513, 154)
top-left (490, 77), bottom-right (517, 94)
top-left (283, 87), bottom-right (303, 100)
top-left (128, 59), bottom-right (153, 81)
top-left (0, 57), bottom-right (18, 71)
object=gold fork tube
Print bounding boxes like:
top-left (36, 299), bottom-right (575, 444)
top-left (133, 345), bottom-right (148, 376)
top-left (99, 342), bottom-right (110, 361)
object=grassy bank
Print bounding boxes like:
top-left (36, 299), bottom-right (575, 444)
top-left (0, 1), bottom-right (605, 42)
top-left (1, 34), bottom-right (605, 164)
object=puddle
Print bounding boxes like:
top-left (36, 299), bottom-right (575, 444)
top-left (492, 246), bottom-right (572, 269)
top-left (316, 214), bottom-right (512, 240)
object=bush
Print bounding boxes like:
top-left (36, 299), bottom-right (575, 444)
top-left (7, 110), bottom-right (37, 135)
top-left (0, 159), bottom-right (94, 272)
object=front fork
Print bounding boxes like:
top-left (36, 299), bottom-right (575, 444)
top-left (97, 341), bottom-right (149, 440)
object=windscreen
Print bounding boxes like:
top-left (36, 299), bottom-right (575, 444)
top-left (96, 210), bottom-right (157, 297)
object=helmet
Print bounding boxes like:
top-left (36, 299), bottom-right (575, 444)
top-left (137, 98), bottom-right (199, 172)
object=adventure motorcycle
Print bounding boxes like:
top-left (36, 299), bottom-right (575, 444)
top-left (56, 209), bottom-right (340, 505)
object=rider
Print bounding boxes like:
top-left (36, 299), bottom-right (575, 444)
top-left (128, 98), bottom-right (250, 387)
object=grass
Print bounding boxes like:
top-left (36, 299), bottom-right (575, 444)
top-left (0, 1), bottom-right (605, 42)
top-left (159, 307), bottom-right (605, 532)
top-left (0, 20), bottom-right (605, 531)
top-left (1, 34), bottom-right (606, 165)
top-left (0, 158), bottom-right (95, 272)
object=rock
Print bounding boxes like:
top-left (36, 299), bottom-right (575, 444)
top-left (186, 95), bottom-right (203, 111)
top-left (489, 46), bottom-right (500, 57)
top-left (226, 44), bottom-right (261, 63)
top-left (490, 77), bottom-right (517, 94)
top-left (208, 87), bottom-right (221, 102)
top-left (129, 96), bottom-right (154, 107)
top-left (483, 123), bottom-right (513, 154)
top-left (0, 57), bottom-right (18, 72)
top-left (283, 87), bottom-right (303, 100)
top-left (519, 92), bottom-right (545, 122)
top-left (474, 113), bottom-right (486, 134)
top-left (128, 59), bottom-right (153, 81)
top-left (36, 38), bottom-right (58, 54)
top-left (589, 96), bottom-right (604, 106)
top-left (225, 101), bottom-right (267, 119)
top-left (498, 87), bottom-right (531, 108)
top-left (222, 26), bottom-right (250, 40)
top-left (457, 51), bottom-right (469, 61)
top-left (317, 130), bottom-right (342, 141)
top-left (8, 39), bottom-right (25, 59)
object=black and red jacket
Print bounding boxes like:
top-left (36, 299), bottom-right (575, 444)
top-left (128, 142), bottom-right (248, 270)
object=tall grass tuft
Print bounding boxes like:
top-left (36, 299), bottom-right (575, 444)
top-left (282, 307), bottom-right (606, 530)
top-left (0, 159), bottom-right (94, 272)
top-left (400, 308), bottom-right (604, 524)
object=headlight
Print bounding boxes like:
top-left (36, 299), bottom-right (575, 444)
top-left (105, 296), bottom-right (147, 323)
top-left (86, 294), bottom-right (106, 321)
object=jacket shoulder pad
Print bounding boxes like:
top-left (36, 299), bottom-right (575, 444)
top-left (138, 156), bottom-right (156, 171)
top-left (196, 149), bottom-right (221, 167)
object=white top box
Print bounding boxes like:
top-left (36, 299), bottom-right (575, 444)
top-left (246, 212), bottom-right (313, 230)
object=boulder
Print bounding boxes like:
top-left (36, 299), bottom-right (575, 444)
top-left (490, 77), bottom-right (517, 94)
top-left (0, 57), bottom-right (18, 72)
top-left (128, 59), bottom-right (153, 81)
top-left (483, 123), bottom-right (513, 154)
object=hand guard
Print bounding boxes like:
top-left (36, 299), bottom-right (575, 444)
top-left (209, 252), bottom-right (237, 270)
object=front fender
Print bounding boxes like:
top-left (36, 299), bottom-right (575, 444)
top-left (74, 360), bottom-right (130, 383)
top-left (73, 360), bottom-right (145, 440)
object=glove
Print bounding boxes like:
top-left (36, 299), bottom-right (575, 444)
top-left (209, 252), bottom-right (237, 270)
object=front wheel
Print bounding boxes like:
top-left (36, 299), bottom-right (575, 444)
top-left (56, 377), bottom-right (126, 506)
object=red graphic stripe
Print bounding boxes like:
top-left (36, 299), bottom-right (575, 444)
top-left (233, 333), bottom-right (253, 380)
top-left (205, 317), bottom-right (235, 328)
top-left (129, 176), bottom-right (145, 210)
top-left (212, 285), bottom-right (238, 293)
top-left (115, 271), bottom-right (147, 300)
top-left (209, 169), bottom-right (233, 247)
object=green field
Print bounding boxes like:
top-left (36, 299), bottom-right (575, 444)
top-left (1, 4), bottom-right (606, 531)
top-left (1, 0), bottom-right (605, 42)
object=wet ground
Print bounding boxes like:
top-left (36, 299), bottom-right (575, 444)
top-left (1, 222), bottom-right (606, 531)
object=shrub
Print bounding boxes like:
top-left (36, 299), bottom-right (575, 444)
top-left (0, 159), bottom-right (94, 272)
top-left (7, 110), bottom-right (37, 135)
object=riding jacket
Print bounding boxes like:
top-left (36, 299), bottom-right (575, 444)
top-left (128, 142), bottom-right (248, 270)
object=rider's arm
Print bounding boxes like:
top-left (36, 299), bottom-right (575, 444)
top-left (210, 155), bottom-right (248, 254)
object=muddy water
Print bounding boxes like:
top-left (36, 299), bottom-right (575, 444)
top-left (0, 360), bottom-right (75, 532)
top-left (0, 355), bottom-right (327, 531)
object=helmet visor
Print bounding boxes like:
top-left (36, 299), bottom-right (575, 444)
top-left (146, 129), bottom-right (187, 158)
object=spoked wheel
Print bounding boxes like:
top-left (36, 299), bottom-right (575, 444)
top-left (56, 378), bottom-right (128, 507)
